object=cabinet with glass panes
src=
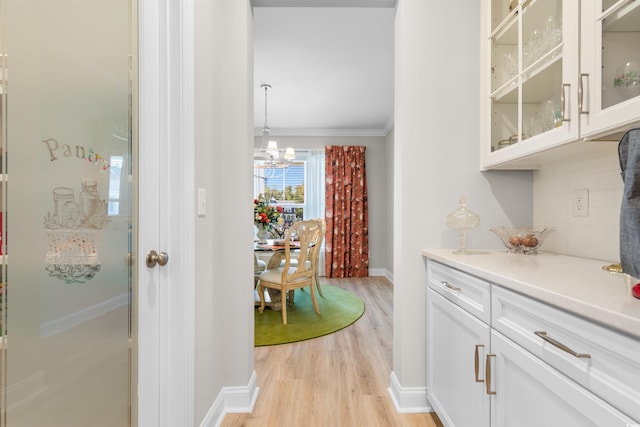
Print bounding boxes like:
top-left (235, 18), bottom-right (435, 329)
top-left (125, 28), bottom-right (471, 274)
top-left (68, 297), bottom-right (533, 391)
top-left (580, 0), bottom-right (640, 139)
top-left (480, 0), bottom-right (640, 170)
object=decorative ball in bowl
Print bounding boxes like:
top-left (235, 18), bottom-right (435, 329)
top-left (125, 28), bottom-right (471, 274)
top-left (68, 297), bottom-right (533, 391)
top-left (490, 226), bottom-right (554, 254)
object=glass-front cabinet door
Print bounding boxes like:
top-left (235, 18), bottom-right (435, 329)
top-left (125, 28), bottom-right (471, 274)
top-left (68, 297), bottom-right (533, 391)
top-left (580, 0), bottom-right (640, 138)
top-left (481, 0), bottom-right (580, 169)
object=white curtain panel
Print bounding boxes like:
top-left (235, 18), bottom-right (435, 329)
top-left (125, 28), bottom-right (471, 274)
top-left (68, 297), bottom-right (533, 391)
top-left (305, 149), bottom-right (326, 276)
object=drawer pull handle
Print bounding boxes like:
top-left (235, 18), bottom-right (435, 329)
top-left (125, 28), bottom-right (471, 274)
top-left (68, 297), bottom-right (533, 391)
top-left (485, 354), bottom-right (496, 395)
top-left (442, 281), bottom-right (461, 291)
top-left (534, 331), bottom-right (591, 359)
top-left (474, 344), bottom-right (485, 382)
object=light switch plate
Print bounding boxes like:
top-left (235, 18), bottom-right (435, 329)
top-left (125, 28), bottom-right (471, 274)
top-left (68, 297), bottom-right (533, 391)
top-left (197, 188), bottom-right (206, 217)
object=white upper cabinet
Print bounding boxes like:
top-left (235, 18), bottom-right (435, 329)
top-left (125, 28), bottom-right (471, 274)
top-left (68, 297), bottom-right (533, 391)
top-left (480, 0), bottom-right (640, 170)
top-left (580, 0), bottom-right (640, 138)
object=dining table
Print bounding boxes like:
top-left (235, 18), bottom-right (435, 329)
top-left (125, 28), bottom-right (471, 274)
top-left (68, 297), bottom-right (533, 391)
top-left (254, 239), bottom-right (301, 311)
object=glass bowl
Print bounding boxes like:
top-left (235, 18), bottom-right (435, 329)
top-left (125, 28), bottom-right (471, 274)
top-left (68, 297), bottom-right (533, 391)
top-left (614, 61), bottom-right (640, 99)
top-left (490, 226), bottom-right (555, 254)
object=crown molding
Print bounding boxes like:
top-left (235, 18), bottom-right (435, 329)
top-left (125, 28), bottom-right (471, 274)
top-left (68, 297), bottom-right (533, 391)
top-left (255, 127), bottom-right (389, 137)
top-left (252, 0), bottom-right (395, 7)
top-left (254, 113), bottom-right (395, 138)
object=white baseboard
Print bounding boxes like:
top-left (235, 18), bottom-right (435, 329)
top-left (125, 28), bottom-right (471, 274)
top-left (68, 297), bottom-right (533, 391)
top-left (387, 371), bottom-right (432, 414)
top-left (368, 268), bottom-right (386, 276)
top-left (201, 371), bottom-right (260, 427)
top-left (385, 269), bottom-right (394, 283)
top-left (40, 293), bottom-right (129, 338)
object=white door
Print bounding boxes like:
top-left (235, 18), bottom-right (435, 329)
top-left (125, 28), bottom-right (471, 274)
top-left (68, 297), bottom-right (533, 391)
top-left (427, 289), bottom-right (491, 427)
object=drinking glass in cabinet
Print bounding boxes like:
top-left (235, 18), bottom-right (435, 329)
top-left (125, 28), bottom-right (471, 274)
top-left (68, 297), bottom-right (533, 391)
top-left (522, 1), bottom-right (563, 69)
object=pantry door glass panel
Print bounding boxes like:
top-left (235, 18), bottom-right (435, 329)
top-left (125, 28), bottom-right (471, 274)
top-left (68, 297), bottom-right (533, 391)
top-left (0, 0), bottom-right (135, 426)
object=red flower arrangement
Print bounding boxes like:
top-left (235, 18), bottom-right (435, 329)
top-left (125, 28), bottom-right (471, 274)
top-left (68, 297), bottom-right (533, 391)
top-left (254, 196), bottom-right (284, 229)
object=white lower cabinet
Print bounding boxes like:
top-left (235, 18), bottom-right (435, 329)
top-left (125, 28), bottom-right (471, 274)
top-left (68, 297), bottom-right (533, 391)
top-left (490, 330), bottom-right (634, 427)
top-left (427, 289), bottom-right (490, 427)
top-left (426, 260), bottom-right (638, 427)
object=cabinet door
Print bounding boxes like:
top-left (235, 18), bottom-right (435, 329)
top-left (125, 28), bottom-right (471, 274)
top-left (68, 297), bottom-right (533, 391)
top-left (580, 0), bottom-right (640, 138)
top-left (489, 330), bottom-right (637, 427)
top-left (481, 0), bottom-right (580, 169)
top-left (427, 289), bottom-right (490, 427)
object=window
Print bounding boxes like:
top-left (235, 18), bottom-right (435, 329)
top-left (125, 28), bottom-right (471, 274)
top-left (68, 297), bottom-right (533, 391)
top-left (254, 161), bottom-right (305, 226)
top-left (108, 155), bottom-right (124, 216)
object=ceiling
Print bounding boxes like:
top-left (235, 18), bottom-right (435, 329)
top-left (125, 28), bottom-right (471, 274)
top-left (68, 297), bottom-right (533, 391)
top-left (253, 2), bottom-right (395, 136)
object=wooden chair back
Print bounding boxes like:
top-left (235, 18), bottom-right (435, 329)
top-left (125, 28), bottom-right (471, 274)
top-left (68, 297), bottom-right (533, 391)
top-left (281, 219), bottom-right (322, 283)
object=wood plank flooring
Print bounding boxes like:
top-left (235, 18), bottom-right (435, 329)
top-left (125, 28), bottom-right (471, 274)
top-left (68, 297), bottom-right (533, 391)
top-left (222, 276), bottom-right (443, 427)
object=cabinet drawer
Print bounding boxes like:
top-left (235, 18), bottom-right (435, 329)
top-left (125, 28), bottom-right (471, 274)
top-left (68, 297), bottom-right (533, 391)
top-left (492, 285), bottom-right (640, 422)
top-left (427, 260), bottom-right (491, 324)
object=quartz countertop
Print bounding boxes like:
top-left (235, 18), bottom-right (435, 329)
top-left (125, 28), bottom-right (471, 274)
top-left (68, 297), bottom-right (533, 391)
top-left (422, 249), bottom-right (640, 339)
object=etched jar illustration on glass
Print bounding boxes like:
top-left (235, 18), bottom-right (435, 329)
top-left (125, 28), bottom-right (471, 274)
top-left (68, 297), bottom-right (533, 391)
top-left (53, 187), bottom-right (75, 226)
top-left (44, 178), bottom-right (110, 284)
top-left (61, 201), bottom-right (81, 229)
top-left (80, 178), bottom-right (99, 225)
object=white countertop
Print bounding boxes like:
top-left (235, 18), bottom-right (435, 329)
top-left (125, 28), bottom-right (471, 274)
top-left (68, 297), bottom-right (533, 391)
top-left (422, 249), bottom-right (640, 339)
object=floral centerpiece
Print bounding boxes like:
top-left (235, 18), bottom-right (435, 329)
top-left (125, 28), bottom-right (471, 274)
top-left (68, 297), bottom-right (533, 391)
top-left (254, 196), bottom-right (284, 243)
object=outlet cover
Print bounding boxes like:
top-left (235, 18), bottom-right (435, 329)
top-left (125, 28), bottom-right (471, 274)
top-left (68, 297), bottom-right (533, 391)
top-left (572, 189), bottom-right (589, 217)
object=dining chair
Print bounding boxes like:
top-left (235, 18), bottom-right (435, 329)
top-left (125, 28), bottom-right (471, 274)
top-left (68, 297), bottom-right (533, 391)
top-left (257, 219), bottom-right (323, 325)
top-left (254, 254), bottom-right (266, 288)
top-left (280, 218), bottom-right (325, 300)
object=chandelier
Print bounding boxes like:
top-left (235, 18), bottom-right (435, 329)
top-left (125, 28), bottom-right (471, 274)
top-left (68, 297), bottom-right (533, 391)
top-left (254, 84), bottom-right (295, 169)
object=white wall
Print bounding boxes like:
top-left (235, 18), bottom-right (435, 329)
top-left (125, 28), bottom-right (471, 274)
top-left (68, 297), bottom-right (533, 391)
top-left (533, 143), bottom-right (623, 262)
top-left (255, 135), bottom-right (390, 275)
top-left (385, 128), bottom-right (395, 277)
top-left (194, 0), bottom-right (255, 424)
top-left (392, 0), bottom-right (533, 405)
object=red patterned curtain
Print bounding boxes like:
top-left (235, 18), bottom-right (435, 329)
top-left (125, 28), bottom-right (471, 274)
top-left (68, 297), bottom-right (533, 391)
top-left (324, 146), bottom-right (369, 278)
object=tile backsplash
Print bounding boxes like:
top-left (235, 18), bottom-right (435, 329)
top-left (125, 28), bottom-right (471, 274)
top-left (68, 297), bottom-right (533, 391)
top-left (533, 144), bottom-right (623, 262)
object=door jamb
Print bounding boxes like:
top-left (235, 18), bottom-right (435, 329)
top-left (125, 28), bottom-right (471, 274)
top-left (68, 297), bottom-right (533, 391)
top-left (137, 0), bottom-right (196, 425)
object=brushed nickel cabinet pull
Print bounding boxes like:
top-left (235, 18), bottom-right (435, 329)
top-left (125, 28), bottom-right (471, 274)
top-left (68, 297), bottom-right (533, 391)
top-left (579, 73), bottom-right (589, 114)
top-left (475, 344), bottom-right (485, 382)
top-left (441, 281), bottom-right (461, 291)
top-left (535, 331), bottom-right (591, 359)
top-left (485, 354), bottom-right (496, 395)
top-left (561, 83), bottom-right (571, 122)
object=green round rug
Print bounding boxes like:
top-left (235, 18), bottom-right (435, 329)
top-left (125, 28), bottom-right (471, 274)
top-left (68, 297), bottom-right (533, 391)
top-left (254, 284), bottom-right (365, 347)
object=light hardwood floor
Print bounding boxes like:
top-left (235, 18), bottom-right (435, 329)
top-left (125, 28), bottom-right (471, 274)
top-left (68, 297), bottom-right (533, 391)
top-left (222, 276), bottom-right (443, 427)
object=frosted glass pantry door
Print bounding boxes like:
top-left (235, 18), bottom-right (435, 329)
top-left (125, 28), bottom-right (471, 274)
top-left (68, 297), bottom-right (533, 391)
top-left (0, 0), bottom-right (135, 425)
